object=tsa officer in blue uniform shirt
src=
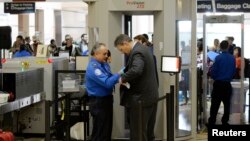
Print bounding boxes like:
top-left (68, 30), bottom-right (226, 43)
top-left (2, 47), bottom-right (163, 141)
top-left (85, 43), bottom-right (120, 141)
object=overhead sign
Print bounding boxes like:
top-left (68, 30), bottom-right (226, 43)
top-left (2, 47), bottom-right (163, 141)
top-left (13, 0), bottom-right (45, 1)
top-left (109, 0), bottom-right (163, 11)
top-left (197, 0), bottom-right (250, 13)
top-left (197, 0), bottom-right (213, 13)
top-left (4, 2), bottom-right (35, 14)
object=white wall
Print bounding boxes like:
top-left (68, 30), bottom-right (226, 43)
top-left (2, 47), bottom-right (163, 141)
top-left (132, 15), bottom-right (153, 41)
top-left (0, 2), bottom-right (88, 45)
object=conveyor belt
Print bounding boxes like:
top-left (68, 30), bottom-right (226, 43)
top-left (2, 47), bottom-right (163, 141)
top-left (0, 92), bottom-right (45, 115)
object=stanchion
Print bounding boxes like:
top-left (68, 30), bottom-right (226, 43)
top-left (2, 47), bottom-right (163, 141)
top-left (167, 85), bottom-right (175, 141)
top-left (45, 100), bottom-right (51, 141)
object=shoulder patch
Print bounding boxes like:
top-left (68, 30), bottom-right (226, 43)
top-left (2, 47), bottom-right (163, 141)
top-left (91, 63), bottom-right (98, 68)
top-left (94, 69), bottom-right (102, 76)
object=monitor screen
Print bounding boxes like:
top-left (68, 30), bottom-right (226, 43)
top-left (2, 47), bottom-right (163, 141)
top-left (59, 51), bottom-right (70, 59)
top-left (161, 56), bottom-right (181, 73)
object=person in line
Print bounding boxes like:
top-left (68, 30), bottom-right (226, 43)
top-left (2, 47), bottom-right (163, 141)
top-left (226, 36), bottom-right (236, 55)
top-left (179, 41), bottom-right (190, 105)
top-left (197, 38), bottom-right (203, 69)
top-left (133, 35), bottom-right (147, 46)
top-left (10, 35), bottom-right (24, 55)
top-left (24, 36), bottom-right (34, 55)
top-left (13, 44), bottom-right (32, 58)
top-left (85, 43), bottom-right (120, 141)
top-left (79, 33), bottom-right (89, 56)
top-left (31, 35), bottom-right (41, 56)
top-left (48, 39), bottom-right (59, 56)
top-left (213, 38), bottom-right (220, 53)
top-left (114, 34), bottom-right (159, 141)
top-left (142, 33), bottom-right (154, 53)
top-left (208, 40), bottom-right (236, 126)
top-left (61, 34), bottom-right (81, 56)
top-left (233, 46), bottom-right (241, 79)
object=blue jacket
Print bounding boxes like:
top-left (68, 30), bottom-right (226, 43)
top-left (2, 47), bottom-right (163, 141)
top-left (14, 50), bottom-right (31, 58)
top-left (85, 58), bottom-right (120, 97)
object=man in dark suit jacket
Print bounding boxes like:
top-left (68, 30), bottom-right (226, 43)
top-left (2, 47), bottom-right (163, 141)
top-left (114, 34), bottom-right (159, 141)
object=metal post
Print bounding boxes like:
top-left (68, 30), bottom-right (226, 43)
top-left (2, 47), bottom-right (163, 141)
top-left (83, 96), bottom-right (88, 141)
top-left (167, 85), bottom-right (174, 141)
top-left (45, 100), bottom-right (51, 141)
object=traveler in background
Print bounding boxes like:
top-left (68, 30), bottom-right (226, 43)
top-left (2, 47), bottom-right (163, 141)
top-left (32, 35), bottom-right (41, 56)
top-left (142, 33), bottom-right (154, 54)
top-left (85, 43), bottom-right (120, 141)
top-left (133, 34), bottom-right (147, 46)
top-left (48, 39), bottom-right (59, 56)
top-left (106, 49), bottom-right (112, 64)
top-left (79, 34), bottom-right (89, 56)
top-left (208, 40), bottom-right (236, 125)
top-left (13, 44), bottom-right (32, 58)
top-left (233, 46), bottom-right (241, 79)
top-left (10, 35), bottom-right (24, 54)
top-left (197, 38), bottom-right (203, 69)
top-left (24, 36), bottom-right (34, 55)
top-left (226, 36), bottom-right (236, 55)
top-left (114, 34), bottom-right (159, 141)
top-left (213, 38), bottom-right (220, 53)
top-left (61, 34), bottom-right (82, 56)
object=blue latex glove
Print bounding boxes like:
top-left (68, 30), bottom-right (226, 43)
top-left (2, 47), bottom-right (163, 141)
top-left (118, 66), bottom-right (125, 75)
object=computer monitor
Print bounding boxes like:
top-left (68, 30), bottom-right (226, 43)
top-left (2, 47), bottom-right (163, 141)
top-left (59, 51), bottom-right (70, 59)
top-left (161, 56), bottom-right (181, 73)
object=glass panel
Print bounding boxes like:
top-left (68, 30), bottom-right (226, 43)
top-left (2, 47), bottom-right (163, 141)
top-left (177, 21), bottom-right (192, 137)
top-left (244, 19), bottom-right (250, 123)
top-left (244, 19), bottom-right (250, 58)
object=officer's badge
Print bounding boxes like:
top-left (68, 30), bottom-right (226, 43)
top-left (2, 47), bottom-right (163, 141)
top-left (94, 69), bottom-right (102, 76)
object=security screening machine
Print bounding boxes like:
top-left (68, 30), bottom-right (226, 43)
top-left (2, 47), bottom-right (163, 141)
top-left (2, 56), bottom-right (69, 135)
top-left (202, 15), bottom-right (247, 126)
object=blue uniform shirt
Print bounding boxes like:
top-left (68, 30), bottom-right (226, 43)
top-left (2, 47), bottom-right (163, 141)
top-left (85, 58), bottom-right (120, 97)
top-left (211, 51), bottom-right (236, 82)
